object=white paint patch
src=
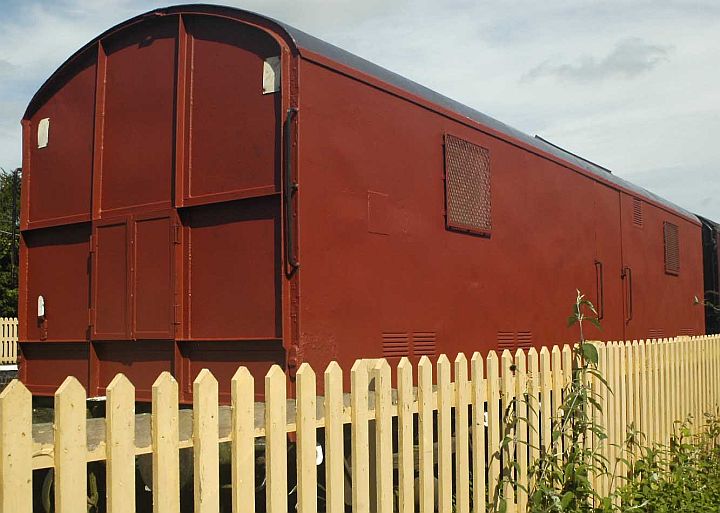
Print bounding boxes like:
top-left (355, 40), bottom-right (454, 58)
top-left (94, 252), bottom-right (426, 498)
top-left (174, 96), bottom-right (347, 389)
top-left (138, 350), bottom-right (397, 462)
top-left (37, 117), bottom-right (50, 148)
top-left (262, 56), bottom-right (281, 94)
top-left (37, 295), bottom-right (45, 317)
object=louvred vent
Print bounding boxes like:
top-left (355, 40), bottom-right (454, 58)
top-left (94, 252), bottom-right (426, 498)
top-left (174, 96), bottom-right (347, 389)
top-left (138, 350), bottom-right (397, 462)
top-left (664, 222), bottom-right (680, 275)
top-left (444, 134), bottom-right (491, 235)
top-left (632, 197), bottom-right (643, 227)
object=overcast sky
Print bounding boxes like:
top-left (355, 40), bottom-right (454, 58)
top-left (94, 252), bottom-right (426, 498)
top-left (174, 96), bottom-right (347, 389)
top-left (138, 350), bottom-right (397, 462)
top-left (1, 0), bottom-right (718, 220)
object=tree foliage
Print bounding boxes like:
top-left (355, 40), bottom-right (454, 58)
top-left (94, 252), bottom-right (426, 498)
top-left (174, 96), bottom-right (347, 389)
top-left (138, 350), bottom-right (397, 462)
top-left (0, 168), bottom-right (20, 317)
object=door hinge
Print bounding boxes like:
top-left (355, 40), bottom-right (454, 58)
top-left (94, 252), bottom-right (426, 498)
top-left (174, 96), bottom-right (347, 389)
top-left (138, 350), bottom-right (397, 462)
top-left (173, 304), bottom-right (181, 325)
top-left (88, 307), bottom-right (95, 327)
top-left (89, 234), bottom-right (96, 254)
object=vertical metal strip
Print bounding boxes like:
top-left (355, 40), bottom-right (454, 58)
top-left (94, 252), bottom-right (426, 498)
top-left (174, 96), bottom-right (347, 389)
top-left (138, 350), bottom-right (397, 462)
top-left (91, 42), bottom-right (107, 220)
top-left (175, 14), bottom-right (190, 206)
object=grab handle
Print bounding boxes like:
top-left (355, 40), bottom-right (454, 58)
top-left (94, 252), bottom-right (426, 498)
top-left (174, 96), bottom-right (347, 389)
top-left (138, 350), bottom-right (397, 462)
top-left (594, 260), bottom-right (604, 320)
top-left (284, 107), bottom-right (299, 274)
top-left (622, 266), bottom-right (633, 323)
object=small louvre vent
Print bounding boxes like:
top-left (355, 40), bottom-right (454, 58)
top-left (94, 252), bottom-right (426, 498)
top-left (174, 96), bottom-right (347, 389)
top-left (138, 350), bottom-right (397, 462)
top-left (496, 330), bottom-right (532, 352)
top-left (517, 331), bottom-right (532, 351)
top-left (413, 332), bottom-right (436, 356)
top-left (648, 329), bottom-right (664, 340)
top-left (444, 134), bottom-right (491, 235)
top-left (497, 331), bottom-right (514, 351)
top-left (678, 328), bottom-right (694, 336)
top-left (664, 222), bottom-right (680, 275)
top-left (382, 332), bottom-right (410, 358)
top-left (632, 197), bottom-right (643, 227)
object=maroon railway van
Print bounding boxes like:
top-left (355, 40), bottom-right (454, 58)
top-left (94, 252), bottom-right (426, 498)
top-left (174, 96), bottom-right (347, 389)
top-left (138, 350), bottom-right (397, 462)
top-left (18, 5), bottom-right (705, 401)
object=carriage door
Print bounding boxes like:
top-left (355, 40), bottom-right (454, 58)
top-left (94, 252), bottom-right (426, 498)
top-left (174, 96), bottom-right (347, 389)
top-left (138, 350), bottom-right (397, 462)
top-left (91, 212), bottom-right (176, 340)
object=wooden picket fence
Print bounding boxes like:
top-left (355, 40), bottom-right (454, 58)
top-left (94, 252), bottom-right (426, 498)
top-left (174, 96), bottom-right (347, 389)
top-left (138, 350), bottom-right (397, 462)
top-left (0, 317), bottom-right (17, 365)
top-left (1, 335), bottom-right (719, 513)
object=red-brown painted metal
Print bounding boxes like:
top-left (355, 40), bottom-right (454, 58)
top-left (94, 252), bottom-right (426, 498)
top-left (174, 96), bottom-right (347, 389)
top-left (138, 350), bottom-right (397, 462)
top-left (18, 6), bottom-right (707, 401)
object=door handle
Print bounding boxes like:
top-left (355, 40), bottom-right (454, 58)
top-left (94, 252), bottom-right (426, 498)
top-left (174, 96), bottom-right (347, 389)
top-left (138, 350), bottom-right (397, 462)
top-left (594, 260), bottom-right (604, 320)
top-left (622, 266), bottom-right (633, 323)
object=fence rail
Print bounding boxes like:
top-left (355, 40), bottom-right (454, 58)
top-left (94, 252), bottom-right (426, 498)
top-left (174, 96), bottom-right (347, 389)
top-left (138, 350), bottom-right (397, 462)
top-left (0, 317), bottom-right (17, 365)
top-left (1, 335), bottom-right (719, 513)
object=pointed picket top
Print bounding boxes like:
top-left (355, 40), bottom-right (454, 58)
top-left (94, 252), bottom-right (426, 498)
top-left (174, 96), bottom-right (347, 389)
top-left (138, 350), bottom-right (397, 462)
top-left (107, 372), bottom-right (134, 396)
top-left (54, 376), bottom-right (87, 513)
top-left (106, 373), bottom-right (135, 513)
top-left (0, 377), bottom-right (30, 401)
top-left (501, 348), bottom-right (513, 365)
top-left (194, 367), bottom-right (218, 391)
top-left (350, 358), bottom-right (368, 379)
top-left (324, 360), bottom-right (342, 379)
top-left (231, 366), bottom-right (254, 392)
top-left (0, 379), bottom-right (32, 513)
top-left (397, 356), bottom-right (412, 376)
top-left (487, 349), bottom-right (498, 364)
top-left (515, 347), bottom-right (527, 366)
top-left (540, 346), bottom-right (549, 357)
top-left (455, 352), bottom-right (468, 372)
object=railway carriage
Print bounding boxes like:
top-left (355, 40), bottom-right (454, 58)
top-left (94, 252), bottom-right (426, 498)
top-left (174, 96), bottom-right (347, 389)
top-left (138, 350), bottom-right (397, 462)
top-left (18, 5), bottom-right (713, 401)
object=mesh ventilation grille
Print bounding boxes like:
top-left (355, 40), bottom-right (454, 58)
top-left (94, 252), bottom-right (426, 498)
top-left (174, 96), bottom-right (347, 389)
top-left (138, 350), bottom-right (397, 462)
top-left (664, 222), bottom-right (680, 275)
top-left (444, 134), bottom-right (491, 235)
top-left (632, 197), bottom-right (643, 227)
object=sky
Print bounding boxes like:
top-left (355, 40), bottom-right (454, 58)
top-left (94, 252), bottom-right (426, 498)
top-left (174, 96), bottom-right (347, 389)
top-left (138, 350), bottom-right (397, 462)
top-left (1, 0), bottom-right (719, 220)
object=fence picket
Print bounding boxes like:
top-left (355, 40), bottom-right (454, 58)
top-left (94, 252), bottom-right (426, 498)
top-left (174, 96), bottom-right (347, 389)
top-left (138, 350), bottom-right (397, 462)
top-left (152, 372), bottom-right (179, 513)
top-left (397, 358), bottom-right (414, 513)
top-left (0, 380), bottom-right (32, 513)
top-left (374, 360), bottom-right (393, 513)
top-left (231, 367), bottom-right (255, 513)
top-left (487, 351), bottom-right (501, 508)
top-left (351, 360), bottom-right (370, 513)
top-left (54, 377), bottom-right (87, 513)
top-left (471, 352), bottom-right (487, 513)
top-left (539, 347), bottom-right (552, 459)
top-left (454, 353), bottom-right (470, 513)
top-left (597, 342), bottom-right (609, 496)
top-left (437, 355), bottom-right (453, 513)
top-left (193, 369), bottom-right (219, 513)
top-left (527, 348), bottom-right (540, 478)
top-left (296, 363), bottom-right (318, 513)
top-left (500, 350), bottom-right (515, 511)
top-left (106, 374), bottom-right (135, 513)
top-left (515, 348), bottom-right (528, 512)
top-left (324, 362), bottom-right (345, 513)
top-left (266, 365), bottom-right (288, 513)
top-left (551, 346), bottom-right (563, 459)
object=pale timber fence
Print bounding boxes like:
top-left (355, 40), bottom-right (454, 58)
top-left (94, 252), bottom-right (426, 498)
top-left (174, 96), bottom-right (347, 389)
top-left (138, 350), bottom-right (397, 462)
top-left (1, 335), bottom-right (720, 513)
top-left (0, 317), bottom-right (17, 365)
